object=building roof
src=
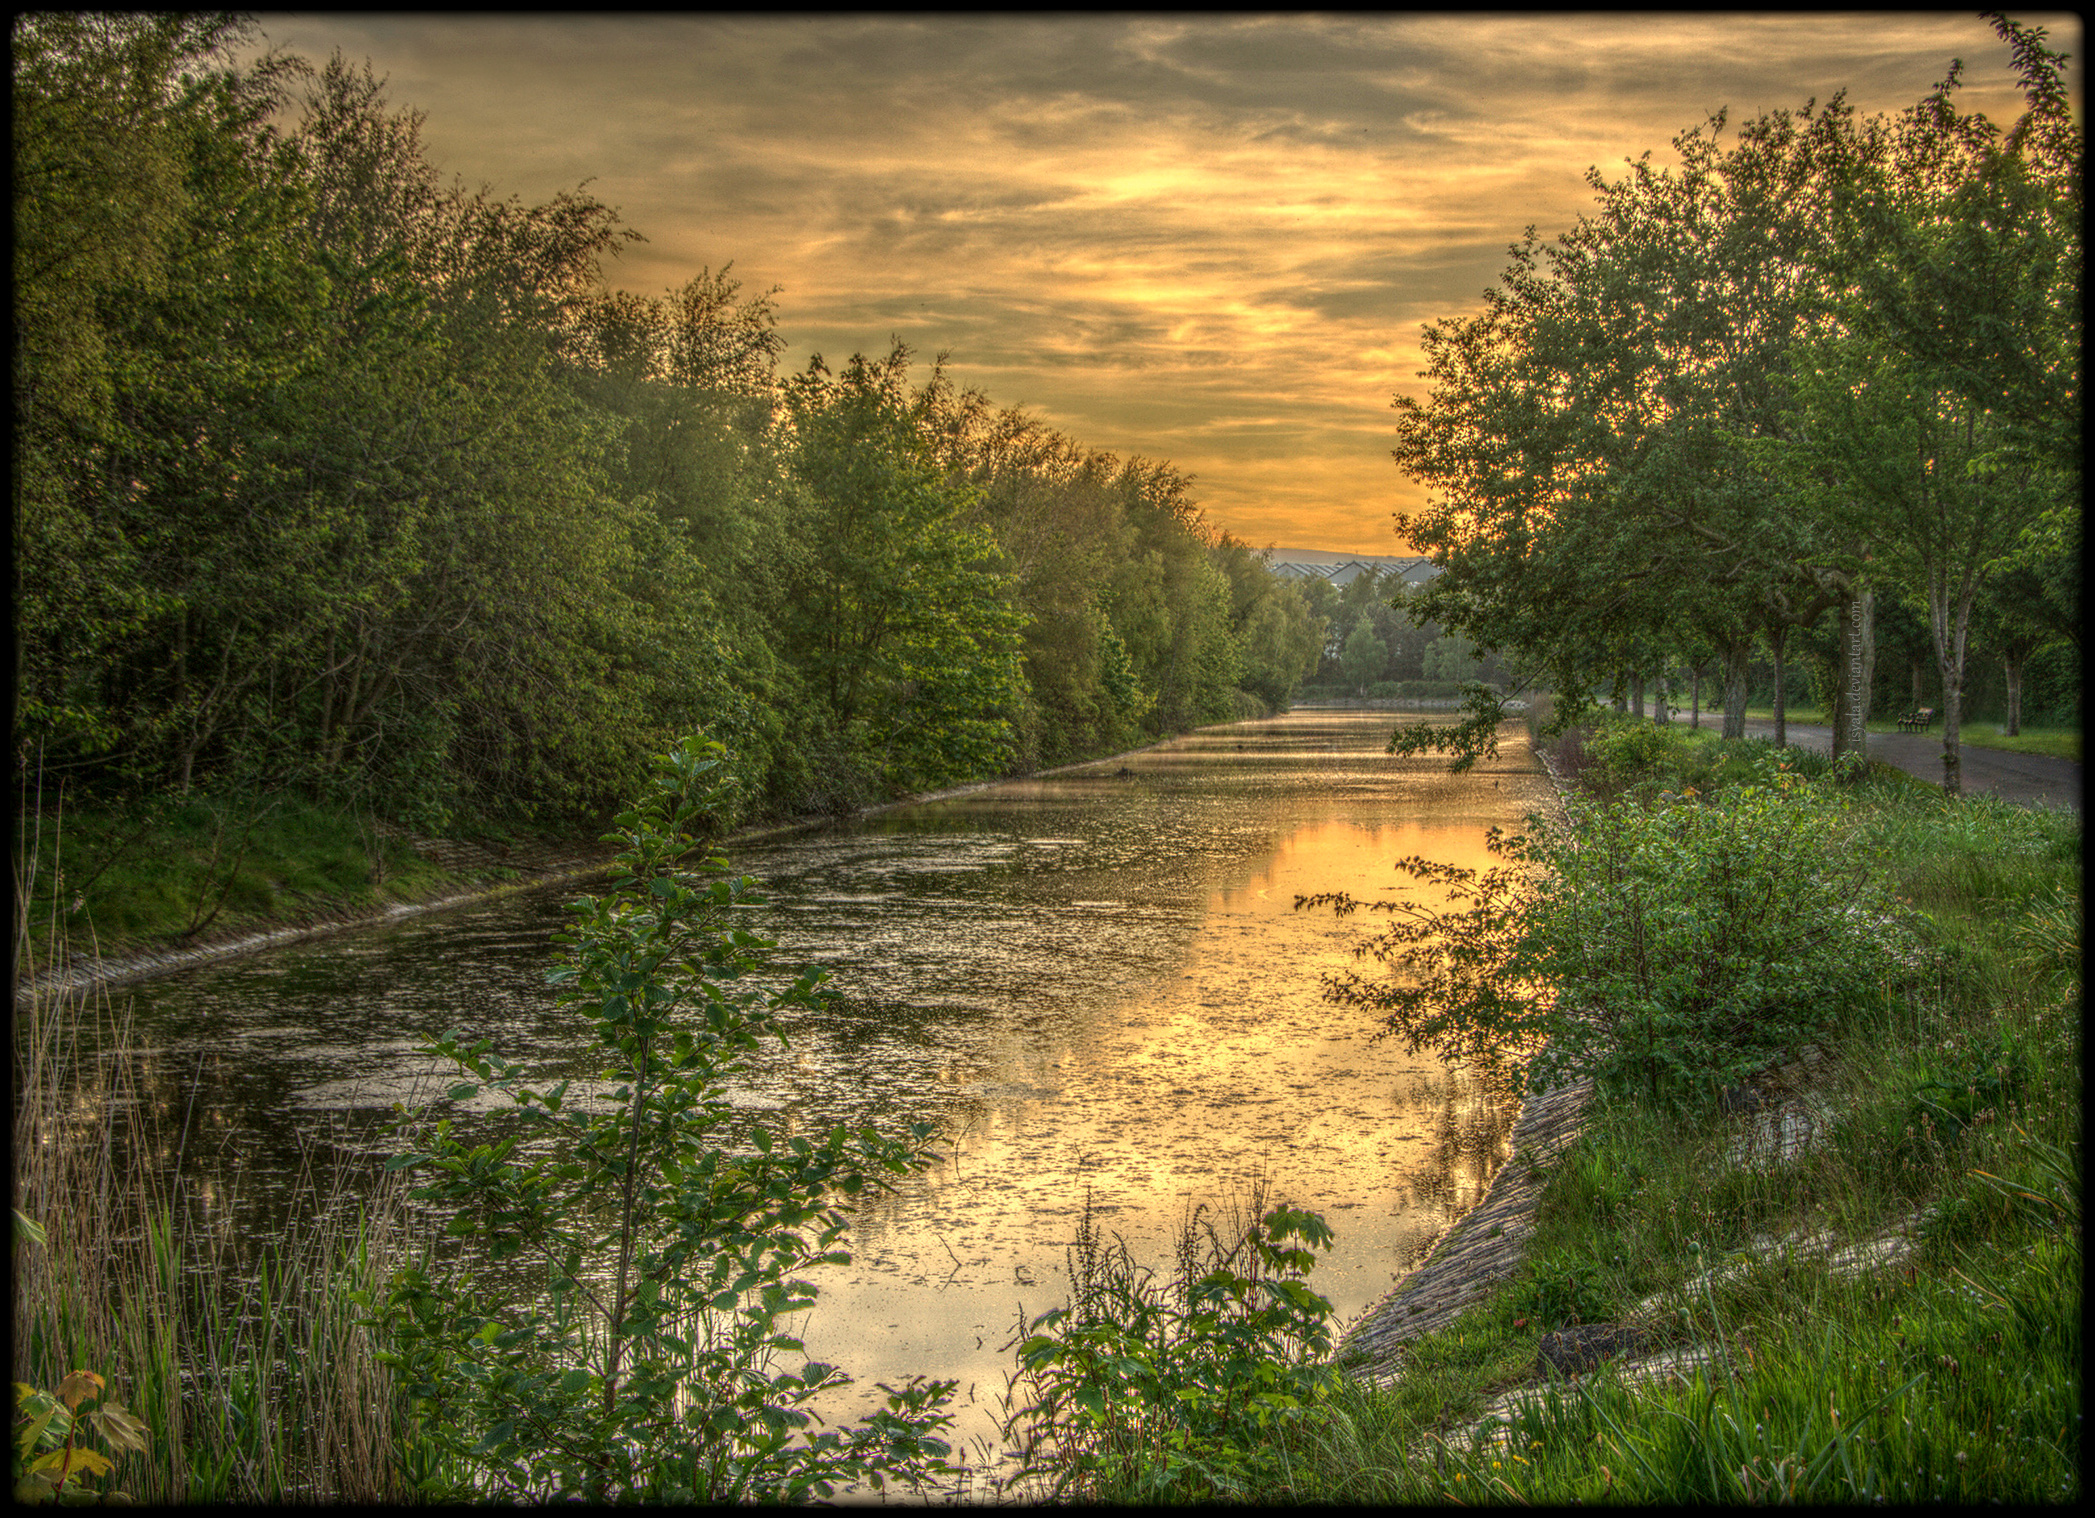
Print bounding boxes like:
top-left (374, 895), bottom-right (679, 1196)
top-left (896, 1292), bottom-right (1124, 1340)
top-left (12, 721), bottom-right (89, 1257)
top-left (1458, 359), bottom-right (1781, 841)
top-left (1269, 556), bottom-right (1441, 587)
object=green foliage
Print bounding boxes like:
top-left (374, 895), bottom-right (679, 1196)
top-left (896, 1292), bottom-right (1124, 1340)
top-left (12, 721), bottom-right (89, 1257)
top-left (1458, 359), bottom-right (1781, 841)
top-left (1003, 1188), bottom-right (1343, 1502)
top-left (1234, 575), bottom-right (1323, 711)
top-left (1389, 18), bottom-right (2080, 771)
top-left (19, 23), bottom-right (1298, 836)
top-left (1581, 714), bottom-right (1692, 793)
top-left (1306, 778), bottom-right (1920, 1105)
top-left (1909, 1027), bottom-right (2030, 1146)
top-left (1384, 680), bottom-right (1510, 772)
top-left (13, 1368), bottom-right (151, 1506)
top-left (372, 735), bottom-right (956, 1501)
top-left (1339, 621), bottom-right (1388, 692)
top-left (1513, 1250), bottom-right (1613, 1332)
top-left (778, 348), bottom-right (1028, 794)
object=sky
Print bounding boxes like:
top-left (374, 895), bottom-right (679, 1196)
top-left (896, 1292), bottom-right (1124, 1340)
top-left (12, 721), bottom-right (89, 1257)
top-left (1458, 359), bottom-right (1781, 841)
top-left (251, 13), bottom-right (2080, 556)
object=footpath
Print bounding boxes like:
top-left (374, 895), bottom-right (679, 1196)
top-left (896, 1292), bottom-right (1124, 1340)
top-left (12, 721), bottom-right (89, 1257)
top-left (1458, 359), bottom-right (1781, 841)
top-left (1737, 719), bottom-right (2080, 810)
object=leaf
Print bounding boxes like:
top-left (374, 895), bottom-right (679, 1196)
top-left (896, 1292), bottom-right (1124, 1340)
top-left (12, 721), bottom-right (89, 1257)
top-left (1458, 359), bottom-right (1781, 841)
top-left (31, 1447), bottom-right (113, 1481)
top-left (15, 1395), bottom-right (59, 1461)
top-left (86, 1403), bottom-right (150, 1458)
top-left (55, 1372), bottom-right (103, 1413)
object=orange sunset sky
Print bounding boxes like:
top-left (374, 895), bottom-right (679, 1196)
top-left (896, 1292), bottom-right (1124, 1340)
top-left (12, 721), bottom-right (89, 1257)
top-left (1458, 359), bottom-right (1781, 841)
top-left (252, 13), bottom-right (2081, 556)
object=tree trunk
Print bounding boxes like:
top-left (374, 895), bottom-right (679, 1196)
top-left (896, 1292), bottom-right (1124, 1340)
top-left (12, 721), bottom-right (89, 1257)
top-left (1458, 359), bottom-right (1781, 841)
top-left (1769, 627), bottom-right (1790, 749)
top-left (1690, 667), bottom-right (1703, 729)
top-left (1929, 578), bottom-right (1976, 799)
top-left (1611, 671), bottom-right (1628, 716)
top-left (1722, 640), bottom-right (1750, 740)
top-left (1653, 672), bottom-right (1672, 725)
top-left (1832, 588), bottom-right (1874, 763)
top-left (2004, 654), bottom-right (2023, 736)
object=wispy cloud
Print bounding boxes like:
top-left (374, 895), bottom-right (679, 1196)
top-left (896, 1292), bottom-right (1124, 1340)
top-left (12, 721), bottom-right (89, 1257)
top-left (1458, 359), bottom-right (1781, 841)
top-left (254, 13), bottom-right (2081, 552)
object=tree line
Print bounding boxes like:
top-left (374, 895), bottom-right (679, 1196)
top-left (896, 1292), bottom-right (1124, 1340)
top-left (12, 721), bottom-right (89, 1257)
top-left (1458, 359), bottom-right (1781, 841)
top-left (1388, 14), bottom-right (2078, 793)
top-left (1289, 570), bottom-right (1515, 698)
top-left (14, 15), bottom-right (1326, 830)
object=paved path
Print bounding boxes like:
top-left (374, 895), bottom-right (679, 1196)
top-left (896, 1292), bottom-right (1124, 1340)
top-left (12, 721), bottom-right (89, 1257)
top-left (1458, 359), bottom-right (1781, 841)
top-left (1735, 719), bottom-right (2080, 810)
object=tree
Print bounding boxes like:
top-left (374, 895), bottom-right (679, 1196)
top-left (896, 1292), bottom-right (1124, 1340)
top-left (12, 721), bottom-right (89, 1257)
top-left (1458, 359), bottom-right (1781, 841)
top-left (1781, 339), bottom-right (2063, 793)
top-left (778, 346), bottom-right (1026, 796)
top-left (1781, 20), bottom-right (2080, 793)
top-left (1972, 564), bottom-right (2065, 736)
top-left (1101, 461), bottom-right (1240, 734)
top-left (1340, 621), bottom-right (1388, 694)
top-left (1236, 580), bottom-right (1323, 710)
top-left (11, 12), bottom-right (290, 774)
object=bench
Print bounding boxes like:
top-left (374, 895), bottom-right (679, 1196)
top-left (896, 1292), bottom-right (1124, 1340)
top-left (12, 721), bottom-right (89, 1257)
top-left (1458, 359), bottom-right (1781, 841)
top-left (1896, 707), bottom-right (1937, 732)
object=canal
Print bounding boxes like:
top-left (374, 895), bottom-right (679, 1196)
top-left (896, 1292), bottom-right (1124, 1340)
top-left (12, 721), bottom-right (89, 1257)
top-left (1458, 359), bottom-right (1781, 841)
top-left (73, 708), bottom-right (1557, 1470)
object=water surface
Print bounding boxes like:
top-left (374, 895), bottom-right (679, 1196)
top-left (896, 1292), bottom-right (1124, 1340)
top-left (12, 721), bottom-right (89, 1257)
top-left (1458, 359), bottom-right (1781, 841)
top-left (84, 710), bottom-right (1557, 1465)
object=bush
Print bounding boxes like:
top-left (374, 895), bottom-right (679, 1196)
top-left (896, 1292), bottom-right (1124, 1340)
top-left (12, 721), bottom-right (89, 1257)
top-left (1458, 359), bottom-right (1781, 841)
top-left (1228, 687), bottom-right (1272, 720)
top-left (1304, 778), bottom-right (1921, 1105)
top-left (1002, 1188), bottom-right (1342, 1502)
top-left (1581, 715), bottom-right (1692, 796)
top-left (373, 735), bottom-right (956, 1501)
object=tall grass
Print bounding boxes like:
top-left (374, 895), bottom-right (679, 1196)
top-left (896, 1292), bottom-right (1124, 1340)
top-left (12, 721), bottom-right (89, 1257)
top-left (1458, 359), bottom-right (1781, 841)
top-left (13, 835), bottom-right (457, 1502)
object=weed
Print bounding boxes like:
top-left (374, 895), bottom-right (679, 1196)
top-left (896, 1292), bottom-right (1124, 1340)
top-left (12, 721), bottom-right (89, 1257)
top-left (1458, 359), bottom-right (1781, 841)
top-left (1514, 1250), bottom-right (1613, 1330)
top-left (1000, 1181), bottom-right (1342, 1502)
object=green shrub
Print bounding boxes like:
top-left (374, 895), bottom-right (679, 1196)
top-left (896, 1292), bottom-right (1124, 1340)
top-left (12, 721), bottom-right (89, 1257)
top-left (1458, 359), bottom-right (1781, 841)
top-left (1306, 778), bottom-right (1921, 1105)
top-left (1584, 715), bottom-right (1691, 792)
top-left (373, 735), bottom-right (956, 1501)
top-left (1002, 1189), bottom-right (1342, 1502)
top-left (1513, 1249), bottom-right (1613, 1331)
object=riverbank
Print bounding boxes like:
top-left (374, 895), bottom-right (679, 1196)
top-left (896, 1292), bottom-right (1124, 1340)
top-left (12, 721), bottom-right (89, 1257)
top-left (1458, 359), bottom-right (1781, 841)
top-left (12, 730), bottom-right (1200, 1002)
top-left (1043, 719), bottom-right (2081, 1503)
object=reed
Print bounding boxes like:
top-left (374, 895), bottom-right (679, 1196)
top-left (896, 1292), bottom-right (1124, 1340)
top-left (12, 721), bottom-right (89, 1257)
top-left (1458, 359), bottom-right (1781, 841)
top-left (13, 835), bottom-right (456, 1503)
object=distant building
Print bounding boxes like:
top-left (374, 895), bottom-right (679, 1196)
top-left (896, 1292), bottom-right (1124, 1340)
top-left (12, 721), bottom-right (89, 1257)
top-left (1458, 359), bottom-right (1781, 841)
top-left (1267, 556), bottom-right (1441, 588)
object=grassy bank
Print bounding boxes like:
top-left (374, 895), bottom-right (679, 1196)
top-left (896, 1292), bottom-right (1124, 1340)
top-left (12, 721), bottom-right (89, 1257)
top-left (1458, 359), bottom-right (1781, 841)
top-left (12, 718), bottom-right (1238, 985)
top-left (996, 719), bottom-right (2081, 1503)
top-left (11, 787), bottom-right (605, 978)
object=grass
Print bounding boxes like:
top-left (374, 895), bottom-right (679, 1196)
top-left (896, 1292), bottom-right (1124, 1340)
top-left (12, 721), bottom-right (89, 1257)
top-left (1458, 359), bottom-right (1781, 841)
top-left (1006, 724), bottom-right (2082, 1503)
top-left (11, 780), bottom-right (596, 976)
top-left (1741, 704), bottom-right (2082, 762)
top-left (11, 972), bottom-right (463, 1502)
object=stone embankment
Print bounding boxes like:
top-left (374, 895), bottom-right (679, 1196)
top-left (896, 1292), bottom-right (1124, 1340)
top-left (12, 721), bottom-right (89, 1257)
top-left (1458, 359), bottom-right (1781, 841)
top-left (1340, 1076), bottom-right (1595, 1378)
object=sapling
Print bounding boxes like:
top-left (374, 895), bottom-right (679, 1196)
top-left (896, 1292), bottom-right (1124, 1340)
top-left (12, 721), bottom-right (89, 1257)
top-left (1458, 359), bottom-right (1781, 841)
top-left (372, 734), bottom-right (956, 1501)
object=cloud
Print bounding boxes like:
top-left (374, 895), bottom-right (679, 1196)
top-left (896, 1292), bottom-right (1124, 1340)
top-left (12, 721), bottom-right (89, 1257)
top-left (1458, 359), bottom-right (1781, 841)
top-left (252, 12), bottom-right (2081, 552)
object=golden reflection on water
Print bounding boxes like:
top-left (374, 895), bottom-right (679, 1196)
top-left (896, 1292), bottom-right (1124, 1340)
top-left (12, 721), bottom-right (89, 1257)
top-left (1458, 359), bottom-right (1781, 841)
top-left (779, 715), bottom-right (1551, 1460)
top-left (57, 709), bottom-right (1555, 1478)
